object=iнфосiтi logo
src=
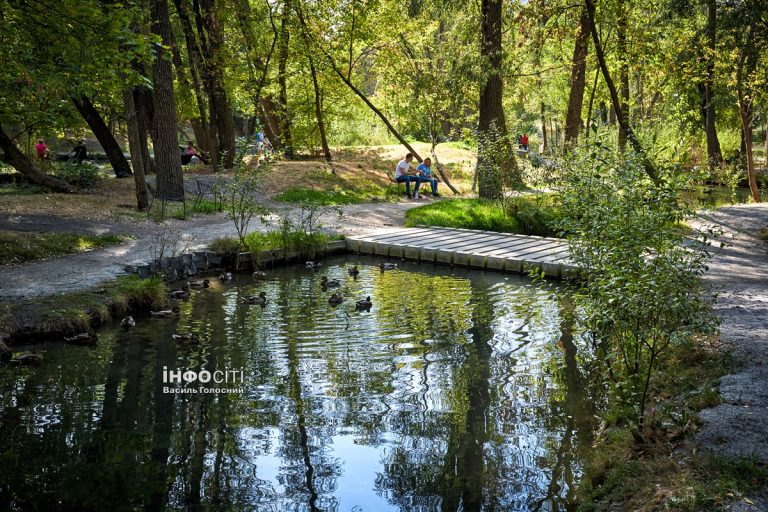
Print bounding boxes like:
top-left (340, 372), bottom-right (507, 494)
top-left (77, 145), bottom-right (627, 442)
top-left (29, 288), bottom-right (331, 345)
top-left (162, 366), bottom-right (246, 394)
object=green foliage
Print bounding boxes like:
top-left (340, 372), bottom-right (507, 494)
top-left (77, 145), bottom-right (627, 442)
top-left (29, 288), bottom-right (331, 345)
top-left (51, 161), bottom-right (103, 188)
top-left (0, 231), bottom-right (124, 266)
top-left (404, 197), bottom-right (558, 235)
top-left (556, 145), bottom-right (719, 430)
top-left (0, 181), bottom-right (45, 196)
top-left (208, 236), bottom-right (242, 255)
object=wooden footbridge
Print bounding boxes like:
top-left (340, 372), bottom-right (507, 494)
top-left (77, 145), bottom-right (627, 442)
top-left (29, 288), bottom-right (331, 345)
top-left (346, 227), bottom-right (574, 277)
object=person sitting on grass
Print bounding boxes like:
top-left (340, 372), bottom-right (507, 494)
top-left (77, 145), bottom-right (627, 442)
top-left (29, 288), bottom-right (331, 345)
top-left (416, 157), bottom-right (440, 197)
top-left (394, 152), bottom-right (421, 199)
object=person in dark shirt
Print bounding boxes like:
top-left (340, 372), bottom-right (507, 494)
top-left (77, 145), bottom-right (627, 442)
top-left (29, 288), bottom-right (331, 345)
top-left (70, 140), bottom-right (87, 163)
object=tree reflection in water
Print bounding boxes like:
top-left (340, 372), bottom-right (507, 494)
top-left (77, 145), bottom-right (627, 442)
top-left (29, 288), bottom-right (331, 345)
top-left (0, 257), bottom-right (595, 511)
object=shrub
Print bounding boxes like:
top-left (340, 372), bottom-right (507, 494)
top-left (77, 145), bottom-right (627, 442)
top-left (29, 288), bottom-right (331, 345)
top-left (52, 161), bottom-right (103, 188)
top-left (556, 144), bottom-right (719, 434)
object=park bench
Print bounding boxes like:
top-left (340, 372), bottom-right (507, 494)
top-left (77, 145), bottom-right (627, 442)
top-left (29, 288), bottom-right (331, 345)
top-left (194, 178), bottom-right (223, 210)
top-left (146, 182), bottom-right (186, 218)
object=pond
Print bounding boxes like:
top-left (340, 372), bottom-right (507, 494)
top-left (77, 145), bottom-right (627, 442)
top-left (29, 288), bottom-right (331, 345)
top-left (0, 257), bottom-right (596, 511)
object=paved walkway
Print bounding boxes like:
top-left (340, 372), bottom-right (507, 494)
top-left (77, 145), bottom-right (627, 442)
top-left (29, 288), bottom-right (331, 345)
top-left (0, 201), bottom-right (414, 300)
top-left (694, 204), bottom-right (768, 477)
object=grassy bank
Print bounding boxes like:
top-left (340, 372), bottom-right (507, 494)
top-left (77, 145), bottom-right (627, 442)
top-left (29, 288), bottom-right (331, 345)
top-left (0, 231), bottom-right (125, 266)
top-left (0, 275), bottom-right (167, 343)
top-left (579, 339), bottom-right (768, 511)
top-left (404, 196), bottom-right (559, 236)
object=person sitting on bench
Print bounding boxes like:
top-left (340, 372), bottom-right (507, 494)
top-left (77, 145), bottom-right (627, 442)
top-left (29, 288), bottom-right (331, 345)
top-left (394, 153), bottom-right (421, 199)
top-left (416, 157), bottom-right (440, 197)
top-left (70, 140), bottom-right (87, 163)
top-left (181, 141), bottom-right (209, 165)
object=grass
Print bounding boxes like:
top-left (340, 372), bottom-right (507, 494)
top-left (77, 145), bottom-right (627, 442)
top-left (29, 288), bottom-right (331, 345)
top-left (208, 231), bottom-right (345, 262)
top-left (146, 198), bottom-right (222, 221)
top-left (0, 182), bottom-right (44, 195)
top-left (0, 231), bottom-right (125, 266)
top-left (274, 186), bottom-right (399, 205)
top-left (404, 196), bottom-right (559, 236)
top-left (579, 338), bottom-right (768, 511)
top-left (0, 275), bottom-right (167, 340)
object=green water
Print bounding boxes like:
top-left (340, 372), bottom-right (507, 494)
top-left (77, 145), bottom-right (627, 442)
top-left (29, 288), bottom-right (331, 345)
top-left (0, 257), bottom-right (595, 511)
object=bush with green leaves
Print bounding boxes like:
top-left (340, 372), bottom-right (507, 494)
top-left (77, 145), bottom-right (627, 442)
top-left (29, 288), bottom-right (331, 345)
top-left (52, 161), bottom-right (103, 188)
top-left (556, 145), bottom-right (720, 436)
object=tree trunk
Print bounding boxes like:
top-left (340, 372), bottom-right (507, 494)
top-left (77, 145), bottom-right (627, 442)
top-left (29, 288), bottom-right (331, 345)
top-left (617, 0), bottom-right (629, 152)
top-left (260, 97), bottom-right (282, 145)
top-left (277, 0), bottom-right (294, 158)
top-left (122, 88), bottom-right (149, 210)
top-left (585, 0), bottom-right (659, 182)
top-left (764, 116), bottom-right (768, 167)
top-left (295, 4), bottom-right (331, 164)
top-left (585, 65), bottom-right (600, 139)
top-left (477, 0), bottom-right (519, 198)
top-left (703, 0), bottom-right (722, 167)
top-left (541, 102), bottom-right (548, 152)
top-left (150, 0), bottom-right (184, 199)
top-left (0, 125), bottom-right (75, 193)
top-left (201, 0), bottom-right (236, 168)
top-left (736, 35), bottom-right (761, 202)
top-left (330, 65), bottom-right (424, 162)
top-left (565, 8), bottom-right (590, 146)
top-left (72, 95), bottom-right (133, 177)
top-left (171, 0), bottom-right (211, 153)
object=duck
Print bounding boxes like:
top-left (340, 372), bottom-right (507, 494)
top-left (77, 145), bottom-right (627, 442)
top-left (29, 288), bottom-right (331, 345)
top-left (328, 293), bottom-right (345, 305)
top-left (355, 296), bottom-right (373, 311)
top-left (379, 262), bottom-right (398, 271)
top-left (348, 266), bottom-right (360, 277)
top-left (252, 271), bottom-right (267, 280)
top-left (10, 351), bottom-right (43, 366)
top-left (305, 261), bottom-right (322, 270)
top-left (64, 332), bottom-right (99, 346)
top-left (172, 332), bottom-right (199, 344)
top-left (121, 316), bottom-right (136, 329)
top-left (320, 276), bottom-right (341, 288)
top-left (150, 307), bottom-right (180, 319)
top-left (219, 272), bottom-right (233, 282)
top-left (168, 286), bottom-right (190, 300)
top-left (243, 291), bottom-right (267, 305)
top-left (188, 279), bottom-right (211, 289)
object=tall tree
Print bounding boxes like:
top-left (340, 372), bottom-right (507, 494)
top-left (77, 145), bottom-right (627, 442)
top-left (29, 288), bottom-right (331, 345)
top-left (276, 0), bottom-right (295, 158)
top-left (150, 0), bottom-right (184, 199)
top-left (702, 0), bottom-right (722, 167)
top-left (200, 0), bottom-right (236, 168)
top-left (295, 3), bottom-right (332, 164)
top-left (616, 0), bottom-right (630, 151)
top-left (477, 0), bottom-right (519, 199)
top-left (735, 28), bottom-right (761, 202)
top-left (584, 0), bottom-right (659, 182)
top-left (564, 8), bottom-right (591, 145)
top-left (122, 87), bottom-right (149, 210)
top-left (72, 95), bottom-right (133, 178)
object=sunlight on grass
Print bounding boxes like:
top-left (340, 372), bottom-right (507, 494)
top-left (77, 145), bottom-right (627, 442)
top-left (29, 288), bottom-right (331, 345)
top-left (0, 231), bottom-right (125, 266)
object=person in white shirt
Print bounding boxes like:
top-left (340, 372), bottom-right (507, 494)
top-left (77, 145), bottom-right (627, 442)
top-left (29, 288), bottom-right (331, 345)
top-left (394, 153), bottom-right (422, 199)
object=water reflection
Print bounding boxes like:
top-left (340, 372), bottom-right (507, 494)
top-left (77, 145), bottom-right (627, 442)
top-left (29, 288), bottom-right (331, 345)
top-left (0, 257), bottom-right (595, 511)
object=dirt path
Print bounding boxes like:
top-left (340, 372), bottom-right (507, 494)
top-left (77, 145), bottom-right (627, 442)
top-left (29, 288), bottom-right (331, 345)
top-left (0, 200), bottom-right (419, 300)
top-left (693, 204), bottom-right (768, 479)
